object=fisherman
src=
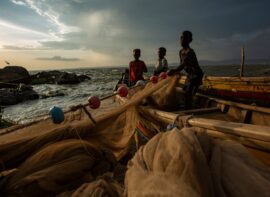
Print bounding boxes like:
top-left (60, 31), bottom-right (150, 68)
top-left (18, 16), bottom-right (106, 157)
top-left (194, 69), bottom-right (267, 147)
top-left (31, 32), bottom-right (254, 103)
top-left (129, 49), bottom-right (148, 86)
top-left (153, 47), bottom-right (168, 76)
top-left (168, 31), bottom-right (204, 109)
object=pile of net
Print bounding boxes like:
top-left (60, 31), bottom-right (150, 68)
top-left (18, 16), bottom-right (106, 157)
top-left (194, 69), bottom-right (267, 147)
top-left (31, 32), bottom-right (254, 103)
top-left (125, 128), bottom-right (270, 197)
top-left (0, 75), bottom-right (269, 196)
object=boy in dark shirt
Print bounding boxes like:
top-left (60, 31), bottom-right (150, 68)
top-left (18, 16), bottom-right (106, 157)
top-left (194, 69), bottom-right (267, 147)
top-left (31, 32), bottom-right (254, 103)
top-left (129, 49), bottom-right (148, 86)
top-left (168, 31), bottom-right (204, 109)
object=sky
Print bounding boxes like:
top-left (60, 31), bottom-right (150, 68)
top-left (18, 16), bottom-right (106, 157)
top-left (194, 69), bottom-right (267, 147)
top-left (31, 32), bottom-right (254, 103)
top-left (0, 0), bottom-right (270, 70)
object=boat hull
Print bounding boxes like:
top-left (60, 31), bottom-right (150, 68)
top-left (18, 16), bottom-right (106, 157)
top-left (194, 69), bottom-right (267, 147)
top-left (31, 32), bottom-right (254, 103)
top-left (179, 76), bottom-right (270, 105)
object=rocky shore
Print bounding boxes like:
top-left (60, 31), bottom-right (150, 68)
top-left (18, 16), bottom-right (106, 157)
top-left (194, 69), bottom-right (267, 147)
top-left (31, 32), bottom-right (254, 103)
top-left (31, 70), bottom-right (90, 85)
top-left (0, 66), bottom-right (91, 106)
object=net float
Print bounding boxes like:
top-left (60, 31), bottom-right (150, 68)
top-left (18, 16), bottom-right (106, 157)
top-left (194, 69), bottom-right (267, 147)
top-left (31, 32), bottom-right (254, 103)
top-left (159, 72), bottom-right (167, 79)
top-left (117, 86), bottom-right (128, 97)
top-left (88, 96), bottom-right (101, 109)
top-left (49, 106), bottom-right (64, 124)
top-left (150, 76), bottom-right (158, 84)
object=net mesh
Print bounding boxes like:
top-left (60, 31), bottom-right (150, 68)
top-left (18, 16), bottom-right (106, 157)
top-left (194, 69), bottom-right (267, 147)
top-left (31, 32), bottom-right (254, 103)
top-left (0, 75), bottom-right (269, 196)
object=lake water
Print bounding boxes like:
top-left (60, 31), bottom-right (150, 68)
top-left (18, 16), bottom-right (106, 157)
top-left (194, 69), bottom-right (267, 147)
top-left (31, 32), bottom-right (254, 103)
top-left (2, 64), bottom-right (270, 123)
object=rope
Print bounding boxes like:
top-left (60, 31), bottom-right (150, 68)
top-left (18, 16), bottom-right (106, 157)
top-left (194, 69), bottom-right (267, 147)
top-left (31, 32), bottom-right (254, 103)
top-left (73, 127), bottom-right (98, 159)
top-left (70, 104), bottom-right (97, 125)
top-left (0, 76), bottom-right (164, 135)
top-left (97, 79), bottom-right (151, 101)
top-left (174, 115), bottom-right (194, 128)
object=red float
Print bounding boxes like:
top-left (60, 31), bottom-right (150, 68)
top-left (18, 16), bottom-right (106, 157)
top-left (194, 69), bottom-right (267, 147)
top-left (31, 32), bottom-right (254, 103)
top-left (159, 72), bottom-right (167, 79)
top-left (117, 86), bottom-right (128, 97)
top-left (150, 76), bottom-right (158, 84)
top-left (88, 96), bottom-right (100, 109)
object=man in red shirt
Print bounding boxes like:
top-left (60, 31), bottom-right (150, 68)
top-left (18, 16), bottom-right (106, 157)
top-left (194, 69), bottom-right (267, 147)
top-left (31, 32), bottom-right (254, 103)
top-left (129, 49), bottom-right (148, 86)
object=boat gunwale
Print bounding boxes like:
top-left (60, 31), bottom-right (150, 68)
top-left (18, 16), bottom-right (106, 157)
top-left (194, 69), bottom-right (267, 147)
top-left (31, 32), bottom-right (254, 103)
top-left (196, 93), bottom-right (270, 114)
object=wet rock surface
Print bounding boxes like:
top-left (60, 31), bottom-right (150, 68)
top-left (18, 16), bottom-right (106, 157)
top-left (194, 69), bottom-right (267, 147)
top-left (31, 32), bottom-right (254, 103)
top-left (0, 85), bottom-right (39, 105)
top-left (31, 70), bottom-right (90, 84)
top-left (0, 66), bottom-right (31, 88)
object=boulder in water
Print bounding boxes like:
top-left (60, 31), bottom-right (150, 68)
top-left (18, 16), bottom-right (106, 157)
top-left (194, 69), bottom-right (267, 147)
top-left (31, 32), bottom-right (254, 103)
top-left (57, 72), bottom-right (80, 84)
top-left (31, 71), bottom-right (90, 84)
top-left (30, 70), bottom-right (62, 84)
top-left (77, 74), bottom-right (91, 82)
top-left (0, 66), bottom-right (31, 87)
top-left (0, 86), bottom-right (39, 105)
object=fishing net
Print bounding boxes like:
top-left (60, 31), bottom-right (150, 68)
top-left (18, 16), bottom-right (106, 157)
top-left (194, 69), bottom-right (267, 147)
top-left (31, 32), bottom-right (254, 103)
top-left (2, 140), bottom-right (117, 196)
top-left (57, 173), bottom-right (123, 197)
top-left (125, 128), bottom-right (270, 197)
top-left (0, 75), bottom-right (269, 196)
top-left (146, 75), bottom-right (183, 111)
top-left (0, 76), bottom-right (178, 196)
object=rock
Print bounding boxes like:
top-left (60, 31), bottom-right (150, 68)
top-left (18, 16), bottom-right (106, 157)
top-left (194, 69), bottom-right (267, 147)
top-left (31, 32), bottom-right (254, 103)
top-left (31, 70), bottom-right (62, 84)
top-left (0, 66), bottom-right (31, 87)
top-left (77, 74), bottom-right (91, 82)
top-left (57, 72), bottom-right (80, 84)
top-left (0, 88), bottom-right (39, 105)
top-left (31, 71), bottom-right (90, 85)
top-left (17, 84), bottom-right (34, 91)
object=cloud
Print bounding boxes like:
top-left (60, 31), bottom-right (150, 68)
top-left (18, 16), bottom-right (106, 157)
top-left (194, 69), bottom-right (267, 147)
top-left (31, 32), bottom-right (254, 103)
top-left (3, 0), bottom-right (270, 65)
top-left (36, 56), bottom-right (81, 61)
top-left (10, 0), bottom-right (26, 6)
top-left (3, 45), bottom-right (42, 50)
top-left (19, 0), bottom-right (78, 34)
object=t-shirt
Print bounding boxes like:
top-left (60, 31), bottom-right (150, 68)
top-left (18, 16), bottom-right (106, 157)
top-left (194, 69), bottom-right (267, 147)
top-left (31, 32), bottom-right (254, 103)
top-left (129, 60), bottom-right (147, 83)
top-left (154, 58), bottom-right (168, 75)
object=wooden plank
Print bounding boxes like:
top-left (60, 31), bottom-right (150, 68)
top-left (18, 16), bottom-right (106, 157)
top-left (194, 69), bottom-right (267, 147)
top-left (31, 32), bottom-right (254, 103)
top-left (139, 107), bottom-right (176, 124)
top-left (174, 107), bottom-right (220, 115)
top-left (180, 75), bottom-right (270, 82)
top-left (197, 93), bottom-right (270, 114)
top-left (195, 128), bottom-right (270, 152)
top-left (239, 110), bottom-right (252, 123)
top-left (140, 107), bottom-right (270, 143)
top-left (188, 118), bottom-right (270, 143)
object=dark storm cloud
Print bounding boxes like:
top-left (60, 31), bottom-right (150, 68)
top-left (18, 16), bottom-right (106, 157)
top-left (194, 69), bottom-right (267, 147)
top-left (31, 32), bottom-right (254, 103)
top-left (36, 56), bottom-right (81, 61)
top-left (2, 0), bottom-right (270, 62)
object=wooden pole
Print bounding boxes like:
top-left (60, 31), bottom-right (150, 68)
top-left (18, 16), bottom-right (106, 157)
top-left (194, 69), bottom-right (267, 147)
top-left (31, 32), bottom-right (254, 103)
top-left (240, 47), bottom-right (245, 77)
top-left (197, 93), bottom-right (270, 114)
top-left (195, 128), bottom-right (270, 152)
top-left (188, 118), bottom-right (270, 142)
top-left (139, 107), bottom-right (270, 142)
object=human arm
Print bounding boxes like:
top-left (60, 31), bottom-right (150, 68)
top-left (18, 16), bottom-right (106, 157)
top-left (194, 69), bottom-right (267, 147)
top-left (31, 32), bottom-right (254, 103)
top-left (167, 63), bottom-right (184, 76)
top-left (167, 50), bottom-right (185, 76)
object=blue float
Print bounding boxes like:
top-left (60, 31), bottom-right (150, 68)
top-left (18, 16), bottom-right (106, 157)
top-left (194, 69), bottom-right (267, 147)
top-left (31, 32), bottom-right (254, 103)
top-left (49, 106), bottom-right (64, 124)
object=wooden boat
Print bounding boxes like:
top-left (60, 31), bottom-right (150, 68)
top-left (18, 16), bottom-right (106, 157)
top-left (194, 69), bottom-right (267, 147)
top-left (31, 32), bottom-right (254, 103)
top-left (116, 76), bottom-right (270, 165)
top-left (179, 75), bottom-right (270, 106)
top-left (0, 75), bottom-right (269, 196)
